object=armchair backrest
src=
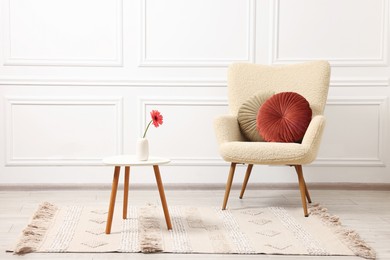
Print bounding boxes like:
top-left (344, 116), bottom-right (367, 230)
top-left (227, 61), bottom-right (331, 117)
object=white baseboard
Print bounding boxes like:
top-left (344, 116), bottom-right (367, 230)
top-left (0, 183), bottom-right (389, 191)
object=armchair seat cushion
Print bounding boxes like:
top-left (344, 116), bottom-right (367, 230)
top-left (219, 141), bottom-right (312, 165)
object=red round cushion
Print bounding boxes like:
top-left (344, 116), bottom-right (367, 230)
top-left (257, 92), bottom-right (312, 143)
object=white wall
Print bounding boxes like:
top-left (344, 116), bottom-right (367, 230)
top-left (0, 0), bottom-right (389, 184)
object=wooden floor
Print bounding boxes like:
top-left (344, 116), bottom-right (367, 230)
top-left (0, 188), bottom-right (389, 259)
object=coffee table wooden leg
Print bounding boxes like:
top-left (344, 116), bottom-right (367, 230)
top-left (106, 166), bottom-right (121, 234)
top-left (153, 165), bottom-right (172, 230)
top-left (123, 166), bottom-right (130, 219)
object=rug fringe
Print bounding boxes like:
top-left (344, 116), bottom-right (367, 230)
top-left (309, 203), bottom-right (376, 259)
top-left (13, 202), bottom-right (58, 255)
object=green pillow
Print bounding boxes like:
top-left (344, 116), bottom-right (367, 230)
top-left (237, 91), bottom-right (274, 142)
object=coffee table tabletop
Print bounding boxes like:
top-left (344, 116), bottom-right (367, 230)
top-left (103, 155), bottom-right (170, 166)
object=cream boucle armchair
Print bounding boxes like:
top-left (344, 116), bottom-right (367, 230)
top-left (214, 61), bottom-right (331, 217)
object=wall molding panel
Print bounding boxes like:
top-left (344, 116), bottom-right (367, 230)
top-left (3, 0), bottom-right (123, 67)
top-left (138, 97), bottom-right (228, 165)
top-left (313, 97), bottom-right (388, 167)
top-left (5, 97), bottom-right (123, 166)
top-left (270, 0), bottom-right (389, 67)
top-left (140, 0), bottom-right (256, 67)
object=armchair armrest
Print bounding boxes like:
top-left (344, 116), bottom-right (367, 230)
top-left (301, 115), bottom-right (326, 162)
top-left (214, 115), bottom-right (246, 145)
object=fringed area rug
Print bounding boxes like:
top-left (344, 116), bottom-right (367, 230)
top-left (10, 202), bottom-right (375, 259)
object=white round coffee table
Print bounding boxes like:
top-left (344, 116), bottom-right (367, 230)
top-left (102, 155), bottom-right (172, 234)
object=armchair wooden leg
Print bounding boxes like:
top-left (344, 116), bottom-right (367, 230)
top-left (222, 163), bottom-right (237, 210)
top-left (294, 165), bottom-right (309, 217)
top-left (239, 164), bottom-right (253, 199)
top-left (304, 179), bottom-right (312, 204)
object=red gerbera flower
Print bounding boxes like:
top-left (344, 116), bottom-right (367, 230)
top-left (151, 110), bottom-right (163, 127)
top-left (142, 110), bottom-right (163, 138)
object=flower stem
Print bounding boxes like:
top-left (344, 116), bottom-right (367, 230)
top-left (142, 120), bottom-right (152, 138)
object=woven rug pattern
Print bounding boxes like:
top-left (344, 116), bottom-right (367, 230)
top-left (11, 202), bottom-right (375, 258)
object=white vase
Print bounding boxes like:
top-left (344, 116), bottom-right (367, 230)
top-left (136, 138), bottom-right (149, 161)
